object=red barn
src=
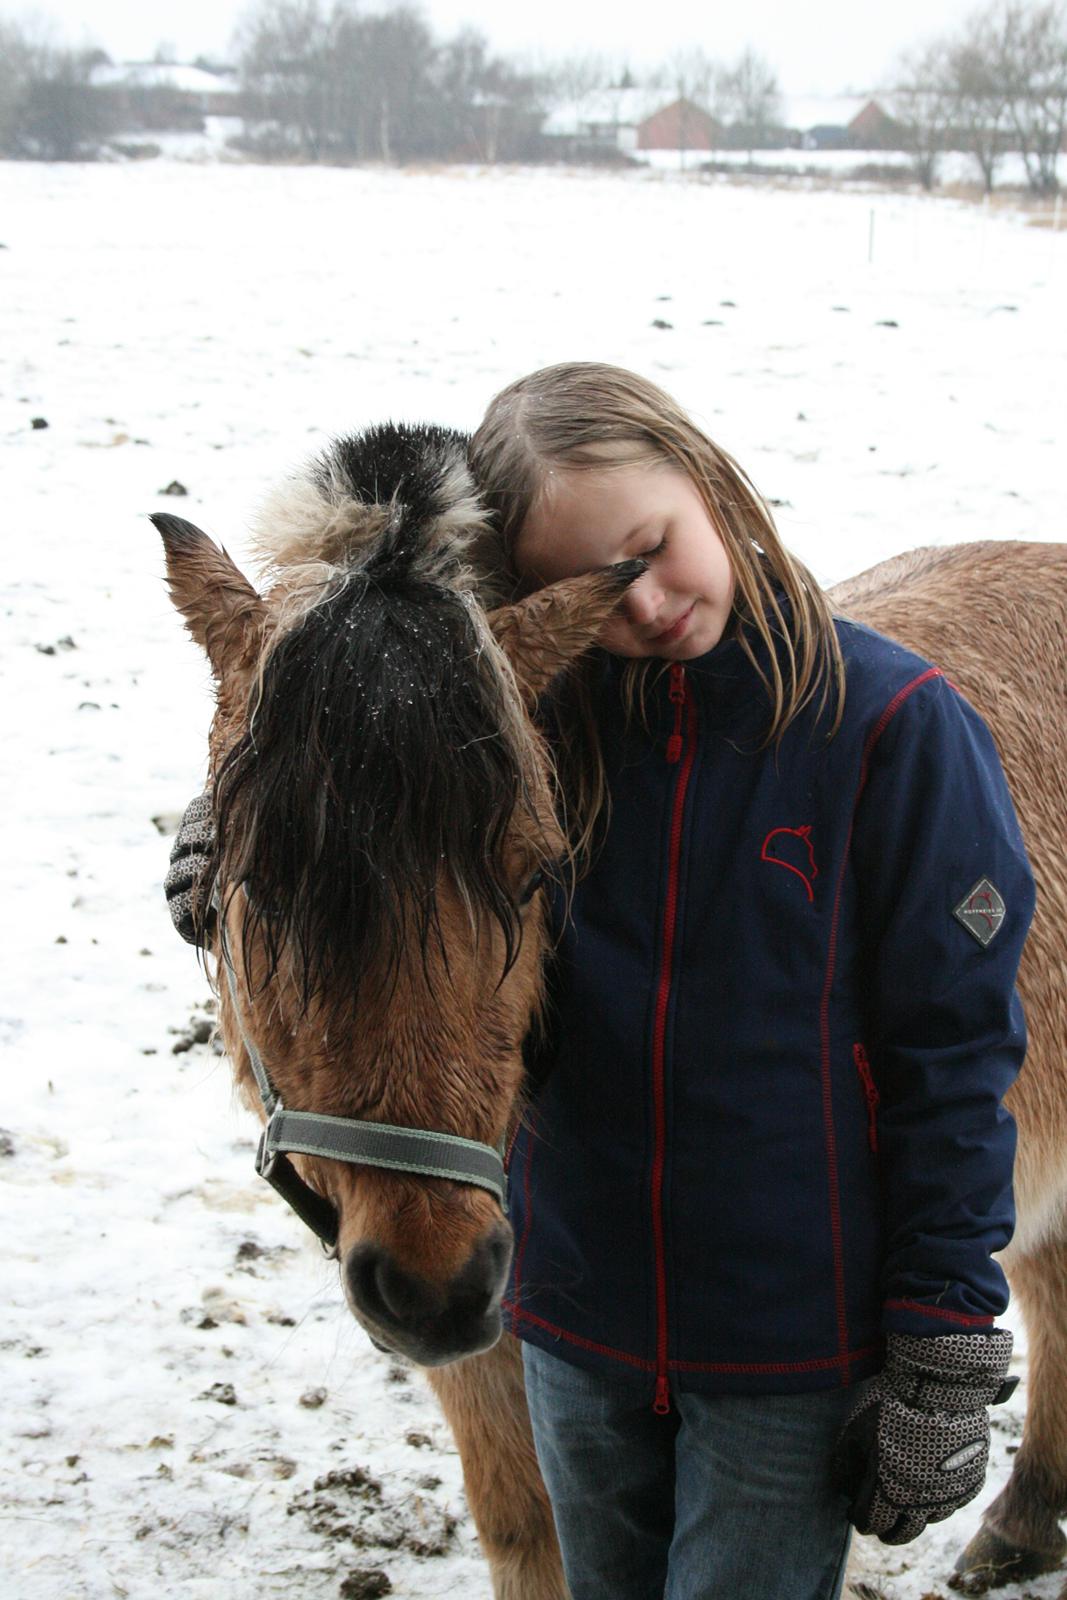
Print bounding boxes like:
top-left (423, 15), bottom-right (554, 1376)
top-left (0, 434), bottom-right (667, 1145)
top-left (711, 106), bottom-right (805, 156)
top-left (637, 97), bottom-right (720, 151)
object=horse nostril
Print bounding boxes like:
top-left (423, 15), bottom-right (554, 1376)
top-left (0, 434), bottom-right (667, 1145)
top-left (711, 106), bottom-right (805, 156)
top-left (482, 1221), bottom-right (513, 1295)
top-left (347, 1243), bottom-right (438, 1327)
top-left (376, 1254), bottom-right (433, 1323)
top-left (348, 1244), bottom-right (389, 1324)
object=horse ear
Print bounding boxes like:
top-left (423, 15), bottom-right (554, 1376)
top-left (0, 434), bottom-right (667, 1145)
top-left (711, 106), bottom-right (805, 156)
top-left (488, 560), bottom-right (645, 705)
top-left (153, 513), bottom-right (267, 682)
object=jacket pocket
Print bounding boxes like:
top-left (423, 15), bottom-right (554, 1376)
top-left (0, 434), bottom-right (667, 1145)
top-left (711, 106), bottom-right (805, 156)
top-left (853, 1042), bottom-right (880, 1154)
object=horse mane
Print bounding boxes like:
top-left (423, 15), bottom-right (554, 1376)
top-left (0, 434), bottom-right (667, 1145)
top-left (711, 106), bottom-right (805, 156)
top-left (251, 421), bottom-right (511, 607)
top-left (213, 424), bottom-right (552, 1015)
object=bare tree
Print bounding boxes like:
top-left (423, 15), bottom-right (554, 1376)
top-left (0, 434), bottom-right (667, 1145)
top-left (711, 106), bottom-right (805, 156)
top-left (992, 0), bottom-right (1067, 192)
top-left (0, 19), bottom-right (116, 159)
top-left (718, 47), bottom-right (781, 158)
top-left (891, 3), bottom-right (1067, 195)
top-left (657, 46), bottom-right (719, 108)
top-left (531, 51), bottom-right (616, 110)
top-left (888, 40), bottom-right (957, 188)
top-left (236, 0), bottom-right (536, 162)
top-left (352, 6), bottom-right (437, 160)
top-left (235, 0), bottom-right (335, 157)
top-left (432, 29), bottom-right (540, 161)
top-left (944, 13), bottom-right (1011, 192)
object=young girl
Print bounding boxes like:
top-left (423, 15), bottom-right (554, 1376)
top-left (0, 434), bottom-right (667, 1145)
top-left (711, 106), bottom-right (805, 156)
top-left (167, 365), bottom-right (1031, 1600)
top-left (464, 363), bottom-right (1031, 1600)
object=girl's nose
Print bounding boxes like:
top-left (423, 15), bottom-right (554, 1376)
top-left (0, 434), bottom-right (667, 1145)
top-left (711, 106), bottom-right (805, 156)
top-left (623, 571), bottom-right (666, 627)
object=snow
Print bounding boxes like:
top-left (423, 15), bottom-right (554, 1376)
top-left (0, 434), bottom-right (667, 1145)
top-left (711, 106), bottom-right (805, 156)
top-left (91, 62), bottom-right (241, 96)
top-left (109, 114), bottom-right (246, 163)
top-left (1, 158), bottom-right (1064, 1600)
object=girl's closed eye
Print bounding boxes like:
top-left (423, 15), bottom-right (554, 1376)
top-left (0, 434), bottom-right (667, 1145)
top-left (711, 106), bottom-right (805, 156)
top-left (643, 532), bottom-right (669, 558)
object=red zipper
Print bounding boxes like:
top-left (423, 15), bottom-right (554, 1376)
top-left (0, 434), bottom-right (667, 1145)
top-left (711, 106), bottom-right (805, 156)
top-left (666, 664), bottom-right (686, 764)
top-left (650, 664), bottom-right (697, 1414)
top-left (853, 1043), bottom-right (879, 1153)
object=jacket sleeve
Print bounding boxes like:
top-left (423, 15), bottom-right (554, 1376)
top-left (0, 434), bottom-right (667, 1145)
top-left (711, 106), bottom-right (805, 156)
top-left (849, 670), bottom-right (1035, 1338)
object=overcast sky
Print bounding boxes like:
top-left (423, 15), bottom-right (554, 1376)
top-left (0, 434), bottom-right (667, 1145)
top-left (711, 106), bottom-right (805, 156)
top-left (12, 0), bottom-right (978, 95)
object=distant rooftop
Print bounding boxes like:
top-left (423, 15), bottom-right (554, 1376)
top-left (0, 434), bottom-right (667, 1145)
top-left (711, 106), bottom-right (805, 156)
top-left (779, 95), bottom-right (880, 130)
top-left (91, 62), bottom-right (240, 96)
top-left (543, 87), bottom-right (888, 139)
top-left (543, 86), bottom-right (685, 139)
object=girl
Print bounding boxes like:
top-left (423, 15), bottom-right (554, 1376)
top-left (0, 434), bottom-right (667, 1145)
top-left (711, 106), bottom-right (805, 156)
top-left (167, 365), bottom-right (1032, 1600)
top-left (465, 363), bottom-right (1031, 1600)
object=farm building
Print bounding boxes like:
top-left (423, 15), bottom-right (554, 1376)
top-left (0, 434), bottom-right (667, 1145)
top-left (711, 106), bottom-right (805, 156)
top-left (543, 87), bottom-right (721, 155)
top-left (781, 94), bottom-right (901, 149)
top-left (90, 62), bottom-right (240, 130)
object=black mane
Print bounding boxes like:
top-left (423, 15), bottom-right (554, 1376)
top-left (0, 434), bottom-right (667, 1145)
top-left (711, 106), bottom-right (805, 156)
top-left (213, 427), bottom-right (548, 1013)
top-left (315, 422), bottom-right (470, 524)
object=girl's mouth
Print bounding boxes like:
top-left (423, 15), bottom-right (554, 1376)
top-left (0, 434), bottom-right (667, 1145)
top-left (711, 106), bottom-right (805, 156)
top-left (651, 605), bottom-right (694, 647)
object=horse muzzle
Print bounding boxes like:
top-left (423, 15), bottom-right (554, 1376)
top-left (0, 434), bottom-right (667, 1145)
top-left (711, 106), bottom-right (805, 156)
top-left (344, 1220), bottom-right (514, 1366)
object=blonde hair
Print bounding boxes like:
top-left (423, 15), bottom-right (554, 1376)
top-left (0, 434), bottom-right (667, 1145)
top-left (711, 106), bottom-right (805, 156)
top-left (469, 362), bottom-right (845, 855)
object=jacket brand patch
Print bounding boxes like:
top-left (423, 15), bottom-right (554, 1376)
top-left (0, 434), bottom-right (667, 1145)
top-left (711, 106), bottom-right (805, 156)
top-left (761, 825), bottom-right (818, 902)
top-left (953, 879), bottom-right (1006, 946)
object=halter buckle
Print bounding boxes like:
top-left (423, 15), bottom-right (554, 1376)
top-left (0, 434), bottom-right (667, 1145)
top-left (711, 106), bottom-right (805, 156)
top-left (255, 1117), bottom-right (279, 1180)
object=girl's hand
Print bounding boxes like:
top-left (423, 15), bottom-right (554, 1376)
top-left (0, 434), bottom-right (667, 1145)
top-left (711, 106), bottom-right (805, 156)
top-left (164, 790), bottom-right (216, 946)
top-left (835, 1329), bottom-right (1016, 1543)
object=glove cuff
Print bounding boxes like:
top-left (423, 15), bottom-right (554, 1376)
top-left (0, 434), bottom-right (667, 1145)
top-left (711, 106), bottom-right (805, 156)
top-left (886, 1328), bottom-right (1014, 1410)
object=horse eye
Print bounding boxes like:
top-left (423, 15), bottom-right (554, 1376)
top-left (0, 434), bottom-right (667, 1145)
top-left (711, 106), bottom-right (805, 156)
top-left (519, 869), bottom-right (545, 907)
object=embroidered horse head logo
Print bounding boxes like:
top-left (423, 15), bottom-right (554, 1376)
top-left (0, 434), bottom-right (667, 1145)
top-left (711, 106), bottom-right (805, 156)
top-left (761, 825), bottom-right (818, 903)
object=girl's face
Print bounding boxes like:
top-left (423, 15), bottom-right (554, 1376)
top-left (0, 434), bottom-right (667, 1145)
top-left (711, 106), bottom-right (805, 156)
top-left (514, 460), bottom-right (736, 661)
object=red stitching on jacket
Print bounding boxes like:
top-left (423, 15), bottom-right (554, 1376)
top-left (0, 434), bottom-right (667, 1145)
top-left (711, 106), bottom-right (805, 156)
top-left (885, 1298), bottom-right (995, 1327)
top-left (760, 824), bottom-right (818, 902)
top-left (669, 1342), bottom-right (883, 1375)
top-left (504, 1305), bottom-right (656, 1371)
top-left (505, 1303), bottom-right (883, 1375)
top-left (859, 668), bottom-right (943, 799)
top-left (820, 667), bottom-right (945, 1384)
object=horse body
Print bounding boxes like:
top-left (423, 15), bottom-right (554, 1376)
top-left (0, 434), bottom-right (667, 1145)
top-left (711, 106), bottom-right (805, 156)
top-left (833, 541), bottom-right (1067, 1590)
top-left (161, 435), bottom-right (1067, 1599)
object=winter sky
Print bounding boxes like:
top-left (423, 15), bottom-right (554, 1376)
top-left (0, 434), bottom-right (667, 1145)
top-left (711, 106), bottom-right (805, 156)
top-left (19, 0), bottom-right (978, 95)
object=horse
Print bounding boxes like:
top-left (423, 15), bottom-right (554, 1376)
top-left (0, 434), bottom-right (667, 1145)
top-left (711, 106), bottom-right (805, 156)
top-left (831, 544), bottom-right (1067, 1594)
top-left (157, 424), bottom-right (1067, 1599)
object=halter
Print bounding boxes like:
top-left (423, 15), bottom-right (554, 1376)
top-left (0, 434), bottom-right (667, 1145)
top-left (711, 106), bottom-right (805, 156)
top-left (214, 889), bottom-right (508, 1259)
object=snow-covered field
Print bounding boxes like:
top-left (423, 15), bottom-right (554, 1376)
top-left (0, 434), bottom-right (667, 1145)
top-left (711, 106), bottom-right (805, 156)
top-left (2, 160), bottom-right (1064, 1600)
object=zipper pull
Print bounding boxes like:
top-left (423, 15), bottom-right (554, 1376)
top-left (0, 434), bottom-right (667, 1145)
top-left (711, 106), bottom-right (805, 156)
top-left (653, 1375), bottom-right (671, 1415)
top-left (666, 664), bottom-right (686, 764)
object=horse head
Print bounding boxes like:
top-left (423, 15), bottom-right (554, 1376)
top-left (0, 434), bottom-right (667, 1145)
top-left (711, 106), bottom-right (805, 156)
top-left (157, 424), bottom-right (639, 1366)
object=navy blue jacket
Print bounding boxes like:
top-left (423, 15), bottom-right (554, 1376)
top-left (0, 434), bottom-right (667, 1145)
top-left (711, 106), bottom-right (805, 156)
top-left (504, 615), bottom-right (1034, 1403)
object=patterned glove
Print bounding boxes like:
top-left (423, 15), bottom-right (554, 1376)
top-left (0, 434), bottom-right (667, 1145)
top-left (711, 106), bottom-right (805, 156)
top-left (164, 791), bottom-right (216, 945)
top-left (836, 1329), bottom-right (1016, 1545)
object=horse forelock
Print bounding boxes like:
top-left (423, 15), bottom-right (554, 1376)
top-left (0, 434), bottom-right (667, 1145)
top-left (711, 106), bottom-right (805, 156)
top-left (250, 422), bottom-right (495, 595)
top-left (214, 559), bottom-right (555, 1017)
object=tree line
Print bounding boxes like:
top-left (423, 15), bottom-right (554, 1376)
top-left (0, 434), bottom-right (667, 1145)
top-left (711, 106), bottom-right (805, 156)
top-left (0, 0), bottom-right (1064, 191)
top-left (891, 0), bottom-right (1067, 192)
top-left (0, 3), bottom-right (782, 166)
top-left (234, 2), bottom-right (540, 161)
top-left (0, 21), bottom-right (114, 161)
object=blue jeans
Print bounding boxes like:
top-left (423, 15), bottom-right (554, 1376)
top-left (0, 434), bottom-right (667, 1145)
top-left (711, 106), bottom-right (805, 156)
top-left (522, 1342), bottom-right (856, 1600)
